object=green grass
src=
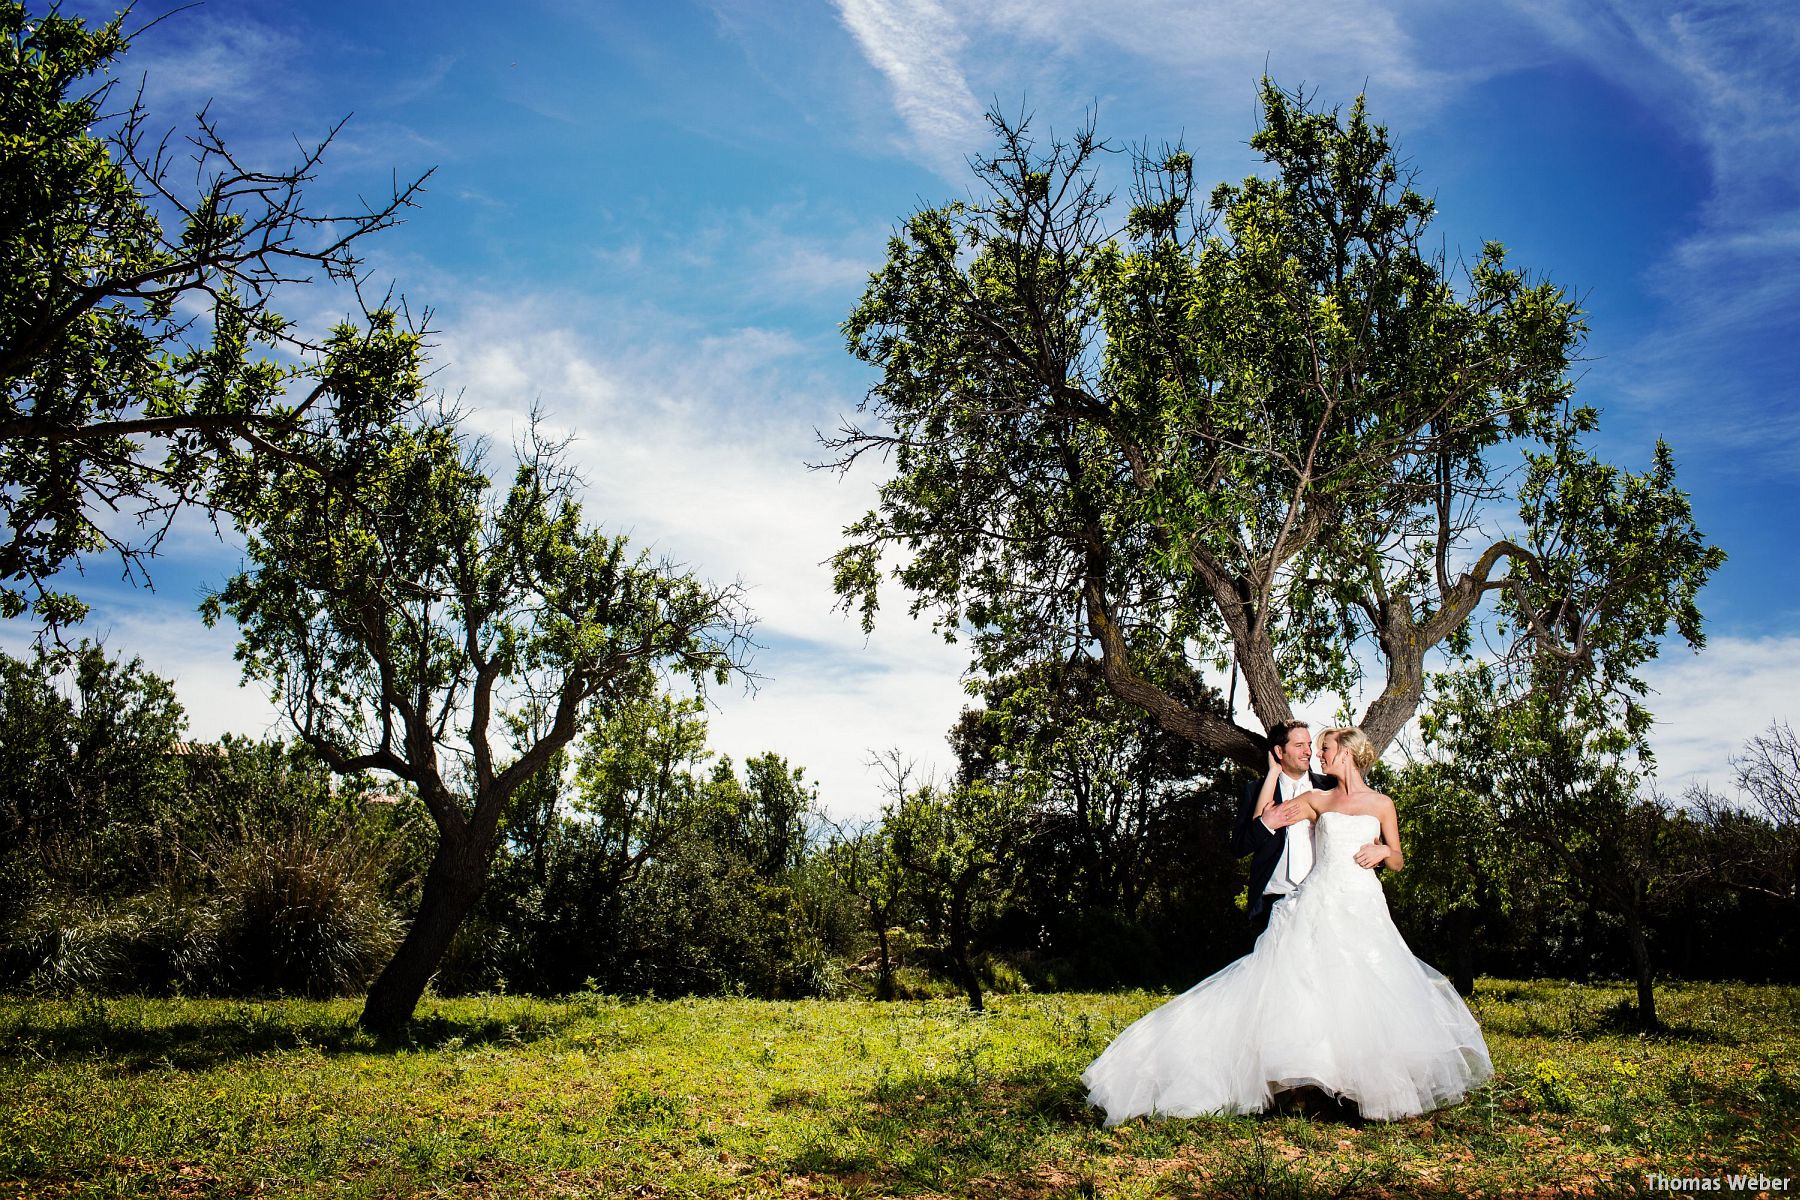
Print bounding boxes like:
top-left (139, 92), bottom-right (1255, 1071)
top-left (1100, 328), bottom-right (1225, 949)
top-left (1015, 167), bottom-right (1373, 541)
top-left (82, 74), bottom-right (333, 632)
top-left (1, 980), bottom-right (1796, 1197)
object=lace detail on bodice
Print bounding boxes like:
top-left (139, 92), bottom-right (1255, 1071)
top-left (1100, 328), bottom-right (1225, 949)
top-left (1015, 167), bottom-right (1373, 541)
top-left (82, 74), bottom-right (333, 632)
top-left (1303, 810), bottom-right (1384, 893)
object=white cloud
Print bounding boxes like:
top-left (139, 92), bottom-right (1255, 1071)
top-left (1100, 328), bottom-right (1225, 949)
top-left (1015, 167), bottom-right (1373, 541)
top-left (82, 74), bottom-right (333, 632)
top-left (704, 634), bottom-right (970, 822)
top-left (430, 289), bottom-right (973, 819)
top-left (97, 6), bottom-right (305, 127)
top-left (588, 203), bottom-right (889, 309)
top-left (739, 221), bottom-right (883, 301)
top-left (1640, 633), bottom-right (1800, 798)
top-left (979, 0), bottom-right (1439, 88)
top-left (440, 298), bottom-right (840, 642)
top-left (1509, 0), bottom-right (1800, 213)
top-left (382, 53), bottom-right (460, 109)
top-left (829, 0), bottom-right (990, 172)
top-left (1507, 0), bottom-right (1800, 465)
top-left (827, 0), bottom-right (1539, 176)
top-left (0, 595), bottom-right (284, 745)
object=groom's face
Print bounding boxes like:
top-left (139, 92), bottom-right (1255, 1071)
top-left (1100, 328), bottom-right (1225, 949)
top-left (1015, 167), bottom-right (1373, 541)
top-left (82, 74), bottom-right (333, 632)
top-left (1275, 727), bottom-right (1312, 776)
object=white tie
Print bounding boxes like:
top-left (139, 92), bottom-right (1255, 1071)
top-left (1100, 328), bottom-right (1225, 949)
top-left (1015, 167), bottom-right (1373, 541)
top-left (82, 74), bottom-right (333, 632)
top-left (1284, 779), bottom-right (1314, 885)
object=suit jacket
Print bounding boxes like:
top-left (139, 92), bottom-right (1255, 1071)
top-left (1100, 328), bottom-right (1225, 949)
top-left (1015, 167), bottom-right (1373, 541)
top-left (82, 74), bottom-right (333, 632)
top-left (1234, 771), bottom-right (1335, 920)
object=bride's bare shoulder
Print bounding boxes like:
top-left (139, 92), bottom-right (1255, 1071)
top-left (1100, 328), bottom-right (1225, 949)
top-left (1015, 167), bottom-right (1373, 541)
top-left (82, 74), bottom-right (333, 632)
top-left (1305, 784), bottom-right (1344, 809)
top-left (1341, 789), bottom-right (1394, 817)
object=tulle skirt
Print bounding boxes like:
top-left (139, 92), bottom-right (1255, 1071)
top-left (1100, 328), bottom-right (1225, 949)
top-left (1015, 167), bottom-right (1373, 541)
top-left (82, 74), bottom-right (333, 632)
top-left (1081, 874), bottom-right (1491, 1124)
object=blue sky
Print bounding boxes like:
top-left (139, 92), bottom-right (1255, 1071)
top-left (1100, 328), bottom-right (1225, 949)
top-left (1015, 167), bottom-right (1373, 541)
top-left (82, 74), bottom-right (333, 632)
top-left (15, 0), bottom-right (1799, 816)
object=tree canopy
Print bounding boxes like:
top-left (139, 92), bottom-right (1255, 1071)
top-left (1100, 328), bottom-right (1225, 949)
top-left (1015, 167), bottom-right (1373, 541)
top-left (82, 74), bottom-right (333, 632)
top-left (0, 641), bottom-right (185, 895)
top-left (827, 82), bottom-right (1723, 767)
top-left (951, 649), bottom-right (1226, 918)
top-left (1, 1), bottom-right (425, 625)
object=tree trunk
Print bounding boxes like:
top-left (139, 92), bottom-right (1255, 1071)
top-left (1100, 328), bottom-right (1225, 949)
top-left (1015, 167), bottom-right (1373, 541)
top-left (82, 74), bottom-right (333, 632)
top-left (874, 910), bottom-right (895, 1002)
top-left (1623, 905), bottom-right (1659, 1030)
top-left (948, 878), bottom-right (983, 1012)
top-left (360, 831), bottom-right (495, 1036)
top-left (1082, 565), bottom-right (1267, 769)
top-left (1448, 908), bottom-right (1476, 997)
top-left (1358, 650), bottom-right (1426, 757)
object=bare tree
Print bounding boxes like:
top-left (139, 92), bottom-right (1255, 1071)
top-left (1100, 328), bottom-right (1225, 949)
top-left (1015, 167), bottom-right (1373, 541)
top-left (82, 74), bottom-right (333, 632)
top-left (1688, 721), bottom-right (1800, 910)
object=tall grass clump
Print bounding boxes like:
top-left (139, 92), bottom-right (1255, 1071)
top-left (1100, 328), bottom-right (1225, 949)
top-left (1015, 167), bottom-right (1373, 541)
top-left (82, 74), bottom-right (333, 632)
top-left (3, 815), bottom-right (409, 998)
top-left (195, 819), bottom-right (404, 997)
top-left (2, 888), bottom-right (200, 994)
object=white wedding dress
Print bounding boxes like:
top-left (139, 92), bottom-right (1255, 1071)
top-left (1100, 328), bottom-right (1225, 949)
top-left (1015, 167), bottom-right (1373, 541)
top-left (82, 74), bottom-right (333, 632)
top-left (1082, 810), bottom-right (1491, 1123)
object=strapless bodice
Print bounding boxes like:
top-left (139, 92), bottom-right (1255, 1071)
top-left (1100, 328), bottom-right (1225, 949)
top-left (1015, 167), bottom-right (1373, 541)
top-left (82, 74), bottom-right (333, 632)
top-left (1305, 810), bottom-right (1383, 891)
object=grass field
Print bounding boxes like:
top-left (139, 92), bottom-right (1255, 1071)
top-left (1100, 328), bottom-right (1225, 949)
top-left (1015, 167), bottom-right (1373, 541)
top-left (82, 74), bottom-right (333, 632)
top-left (1, 980), bottom-right (1796, 1198)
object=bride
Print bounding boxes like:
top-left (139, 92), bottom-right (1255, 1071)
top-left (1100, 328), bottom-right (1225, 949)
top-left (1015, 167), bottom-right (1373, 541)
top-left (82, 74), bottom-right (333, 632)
top-left (1081, 727), bottom-right (1491, 1124)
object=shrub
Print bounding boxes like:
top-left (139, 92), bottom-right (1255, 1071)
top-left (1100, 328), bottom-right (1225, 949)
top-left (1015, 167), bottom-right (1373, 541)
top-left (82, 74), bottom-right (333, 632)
top-left (196, 822), bottom-right (403, 998)
top-left (4, 889), bottom-right (202, 994)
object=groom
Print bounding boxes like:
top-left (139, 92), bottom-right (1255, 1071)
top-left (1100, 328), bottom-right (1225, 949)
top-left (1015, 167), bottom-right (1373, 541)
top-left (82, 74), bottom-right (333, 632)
top-left (1232, 720), bottom-right (1335, 936)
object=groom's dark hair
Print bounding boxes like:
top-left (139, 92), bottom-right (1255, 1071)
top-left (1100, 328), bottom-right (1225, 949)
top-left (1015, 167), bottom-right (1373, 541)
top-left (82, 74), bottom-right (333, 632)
top-left (1265, 720), bottom-right (1308, 754)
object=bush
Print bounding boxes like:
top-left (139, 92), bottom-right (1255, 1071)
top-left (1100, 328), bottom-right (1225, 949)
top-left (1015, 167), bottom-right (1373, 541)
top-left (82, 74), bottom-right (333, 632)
top-left (607, 835), bottom-right (839, 999)
top-left (4, 890), bottom-right (201, 994)
top-left (0, 783), bottom-right (417, 998)
top-left (196, 822), bottom-right (403, 998)
top-left (1, 823), bottom-right (405, 999)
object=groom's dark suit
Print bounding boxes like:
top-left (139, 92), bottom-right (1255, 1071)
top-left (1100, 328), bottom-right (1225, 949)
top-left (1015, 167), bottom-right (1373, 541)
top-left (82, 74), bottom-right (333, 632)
top-left (1234, 771), bottom-right (1335, 925)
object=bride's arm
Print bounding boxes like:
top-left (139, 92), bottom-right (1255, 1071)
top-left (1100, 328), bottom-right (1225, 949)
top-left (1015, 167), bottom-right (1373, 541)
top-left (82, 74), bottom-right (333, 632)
top-left (1252, 753), bottom-right (1282, 821)
top-left (1288, 791), bottom-right (1324, 823)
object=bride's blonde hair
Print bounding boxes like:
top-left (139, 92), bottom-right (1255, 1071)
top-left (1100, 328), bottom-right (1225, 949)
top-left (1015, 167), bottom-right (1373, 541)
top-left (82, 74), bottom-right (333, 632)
top-left (1326, 726), bottom-right (1378, 772)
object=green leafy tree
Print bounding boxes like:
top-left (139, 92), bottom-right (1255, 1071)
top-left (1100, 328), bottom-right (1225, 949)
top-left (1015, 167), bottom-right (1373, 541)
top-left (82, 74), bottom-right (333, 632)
top-left (952, 651), bottom-right (1245, 985)
top-left (497, 743), bottom-right (567, 897)
top-left (882, 766), bottom-right (1028, 1012)
top-left (203, 332), bottom-right (753, 1033)
top-left (1419, 663), bottom-right (1701, 1027)
top-left (953, 651), bottom-right (1227, 917)
top-left (573, 691), bottom-right (713, 893)
top-left (0, 642), bottom-right (185, 897)
top-left (699, 752), bottom-right (815, 882)
top-left (826, 82), bottom-right (1721, 768)
top-left (456, 693), bottom-right (841, 999)
top-left (820, 817), bottom-right (911, 999)
top-left (1386, 757), bottom-right (1515, 996)
top-left (544, 700), bottom-right (830, 998)
top-left (446, 692), bottom-right (713, 995)
top-left (1, 2), bottom-right (425, 625)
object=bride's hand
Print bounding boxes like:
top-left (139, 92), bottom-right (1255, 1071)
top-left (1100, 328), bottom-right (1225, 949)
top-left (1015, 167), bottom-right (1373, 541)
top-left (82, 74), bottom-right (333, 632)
top-left (1263, 802), bottom-right (1306, 830)
top-left (1353, 841), bottom-right (1387, 869)
top-left (1253, 748), bottom-right (1283, 820)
